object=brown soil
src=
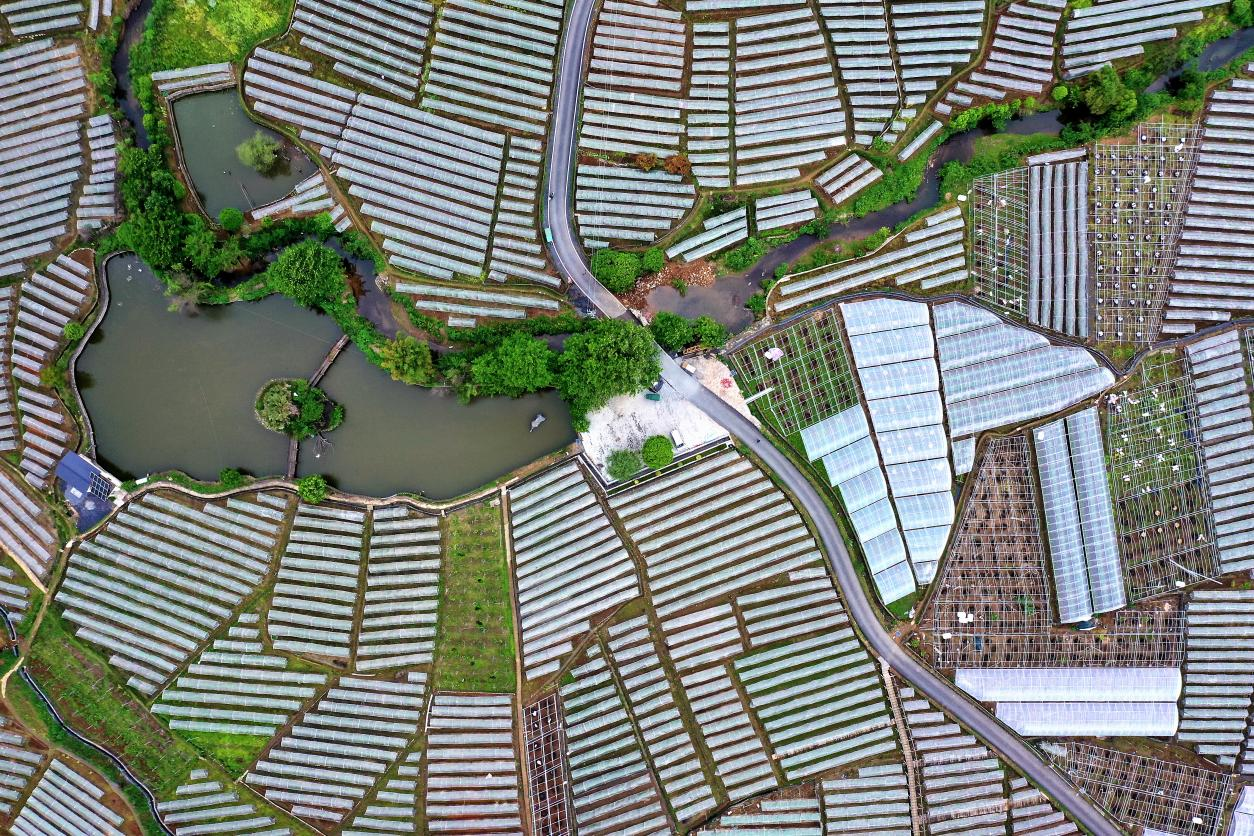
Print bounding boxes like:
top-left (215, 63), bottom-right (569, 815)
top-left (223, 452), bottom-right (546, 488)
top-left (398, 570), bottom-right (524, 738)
top-left (623, 259), bottom-right (716, 312)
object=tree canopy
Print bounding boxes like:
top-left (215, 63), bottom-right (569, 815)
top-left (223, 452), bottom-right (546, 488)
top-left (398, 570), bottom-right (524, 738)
top-left (378, 335), bottom-right (436, 386)
top-left (557, 319), bottom-right (660, 430)
top-left (296, 474), bottom-right (330, 504)
top-left (642, 435), bottom-right (675, 469)
top-left (236, 131), bottom-right (282, 175)
top-left (263, 240), bottom-right (348, 308)
top-left (590, 248), bottom-right (642, 293)
top-left (470, 332), bottom-right (555, 398)
top-left (650, 311), bottom-right (694, 353)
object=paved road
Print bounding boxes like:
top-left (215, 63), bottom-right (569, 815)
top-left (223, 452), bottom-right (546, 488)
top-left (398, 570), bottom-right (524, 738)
top-left (542, 4), bottom-right (1123, 834)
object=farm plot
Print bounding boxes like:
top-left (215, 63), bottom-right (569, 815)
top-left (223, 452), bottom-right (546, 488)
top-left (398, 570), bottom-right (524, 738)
top-left (732, 6), bottom-right (847, 187)
top-left (1028, 157), bottom-right (1090, 338)
top-left (821, 764), bottom-right (912, 834)
top-left (77, 114), bottom-right (118, 232)
top-left (508, 461), bottom-right (640, 681)
top-left (1178, 588), bottom-right (1254, 768)
top-left (150, 63), bottom-right (235, 97)
top-left (1103, 352), bottom-right (1219, 600)
top-left (0, 287), bottom-right (16, 453)
top-left (343, 749), bottom-right (421, 834)
top-left (266, 502), bottom-right (366, 662)
top-left (1031, 408), bottom-right (1125, 624)
top-left (1184, 328), bottom-right (1254, 574)
top-left (1163, 77), bottom-right (1254, 335)
top-left (57, 490), bottom-right (287, 696)
top-left (560, 644), bottom-right (671, 835)
top-left (889, 0), bottom-right (985, 111)
top-left (11, 757), bottom-right (130, 835)
top-left (727, 307), bottom-right (859, 437)
top-left (688, 21), bottom-right (732, 188)
top-left (936, 0), bottom-right (1064, 116)
top-left (925, 436), bottom-right (1054, 669)
top-left (1008, 776), bottom-right (1080, 835)
top-left (420, 0), bottom-right (563, 135)
top-left (579, 0), bottom-right (686, 158)
top-left (246, 673), bottom-right (427, 824)
top-left (152, 611), bottom-right (328, 744)
top-left (290, 0), bottom-right (433, 99)
top-left (0, 39), bottom-right (88, 279)
top-left (772, 205), bottom-right (968, 313)
top-left (575, 163), bottom-right (696, 247)
top-left (355, 503), bottom-right (441, 672)
top-left (423, 691), bottom-right (524, 835)
top-left (160, 766), bottom-right (293, 835)
top-left (1061, 0), bottom-right (1227, 78)
top-left (604, 615), bottom-right (718, 825)
top-left (816, 154), bottom-right (884, 206)
top-left (1091, 119), bottom-right (1201, 346)
top-left (0, 714), bottom-right (46, 825)
top-left (817, 0), bottom-right (902, 144)
top-left (0, 0), bottom-right (83, 38)
top-left (522, 693), bottom-right (571, 836)
top-left (10, 250), bottom-right (95, 489)
top-left (0, 460), bottom-right (59, 582)
top-left (1043, 742), bottom-right (1230, 836)
top-left (666, 207), bottom-right (749, 263)
top-left (699, 788), bottom-right (823, 834)
top-left (899, 684), bottom-right (1010, 835)
top-left (934, 299), bottom-right (1113, 473)
top-left (755, 190), bottom-right (819, 233)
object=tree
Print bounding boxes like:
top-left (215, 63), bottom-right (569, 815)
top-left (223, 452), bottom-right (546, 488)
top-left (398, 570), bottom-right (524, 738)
top-left (296, 474), bottom-right (329, 504)
top-left (642, 247), bottom-right (665, 273)
top-left (1052, 84), bottom-right (1069, 101)
top-left (1081, 65), bottom-right (1137, 122)
top-left (649, 311), bottom-right (694, 353)
top-left (218, 468), bottom-right (248, 489)
top-left (664, 154), bottom-right (691, 177)
top-left (470, 332), bottom-right (556, 397)
top-left (693, 315), bottom-right (728, 348)
top-left (378, 335), bottom-right (436, 385)
top-left (641, 435), bottom-right (675, 469)
top-left (255, 379), bottom-right (341, 440)
top-left (62, 322), bottom-right (86, 341)
top-left (606, 449), bottom-right (644, 481)
top-left (1234, 0), bottom-right (1253, 26)
top-left (236, 131), bottom-right (282, 175)
top-left (557, 319), bottom-right (661, 430)
top-left (218, 206), bottom-right (245, 232)
top-left (263, 240), bottom-right (347, 308)
top-left (634, 152), bottom-right (658, 172)
top-left (589, 247), bottom-right (642, 293)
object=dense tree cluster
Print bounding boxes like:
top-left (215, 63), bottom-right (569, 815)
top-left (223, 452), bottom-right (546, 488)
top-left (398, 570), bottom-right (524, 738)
top-left (255, 379), bottom-right (343, 440)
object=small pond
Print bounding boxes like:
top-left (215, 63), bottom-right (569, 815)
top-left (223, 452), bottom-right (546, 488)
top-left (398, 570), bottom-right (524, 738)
top-left (172, 89), bottom-right (316, 219)
top-left (80, 254), bottom-right (575, 499)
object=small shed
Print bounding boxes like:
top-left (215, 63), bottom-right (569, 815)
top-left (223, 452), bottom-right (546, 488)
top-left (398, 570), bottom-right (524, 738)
top-left (55, 452), bottom-right (116, 531)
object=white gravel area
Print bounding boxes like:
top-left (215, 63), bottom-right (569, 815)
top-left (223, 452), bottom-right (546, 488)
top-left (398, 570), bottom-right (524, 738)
top-left (582, 389), bottom-right (728, 477)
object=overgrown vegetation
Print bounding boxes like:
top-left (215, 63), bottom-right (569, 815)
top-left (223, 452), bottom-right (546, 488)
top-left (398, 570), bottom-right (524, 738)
top-left (255, 379), bottom-right (343, 440)
top-left (649, 311), bottom-right (728, 352)
top-left (590, 247), bottom-right (642, 292)
top-left (435, 501), bottom-right (515, 692)
top-left (236, 131), bottom-right (282, 175)
top-left (606, 449), bottom-right (644, 480)
top-left (139, 0), bottom-right (294, 75)
top-left (23, 610), bottom-right (200, 797)
top-left (295, 474), bottom-right (329, 504)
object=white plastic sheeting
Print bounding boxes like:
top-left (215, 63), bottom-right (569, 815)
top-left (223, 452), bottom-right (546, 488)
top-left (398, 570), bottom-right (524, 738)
top-left (995, 701), bottom-right (1178, 737)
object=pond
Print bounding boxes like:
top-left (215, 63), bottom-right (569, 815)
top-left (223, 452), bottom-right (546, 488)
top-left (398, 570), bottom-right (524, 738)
top-left (171, 89), bottom-right (316, 219)
top-left (80, 254), bottom-right (575, 499)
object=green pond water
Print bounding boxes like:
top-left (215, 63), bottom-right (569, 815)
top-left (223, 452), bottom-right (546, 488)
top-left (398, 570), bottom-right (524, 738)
top-left (79, 254), bottom-right (575, 498)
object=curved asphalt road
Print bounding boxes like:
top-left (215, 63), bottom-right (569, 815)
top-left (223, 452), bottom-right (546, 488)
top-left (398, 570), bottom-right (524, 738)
top-left (543, 5), bottom-right (1123, 835)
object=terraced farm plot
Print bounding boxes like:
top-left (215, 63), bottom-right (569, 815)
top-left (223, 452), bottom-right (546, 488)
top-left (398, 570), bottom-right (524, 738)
top-left (160, 766), bottom-right (294, 835)
top-left (435, 499), bottom-right (515, 692)
top-left (1103, 352), bottom-right (1219, 600)
top-left (11, 756), bottom-right (131, 835)
top-left (356, 504), bottom-right (442, 672)
top-left (0, 714), bottom-right (46, 825)
top-left (0, 461), bottom-right (60, 583)
top-left (1178, 588), bottom-right (1254, 767)
top-left (59, 490), bottom-right (287, 695)
top-left (1060, 0), bottom-right (1227, 79)
top-left (424, 691), bottom-right (524, 835)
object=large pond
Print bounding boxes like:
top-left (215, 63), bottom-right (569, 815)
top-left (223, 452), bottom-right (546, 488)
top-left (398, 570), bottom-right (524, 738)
top-left (80, 254), bottom-right (575, 499)
top-left (172, 89), bottom-right (316, 219)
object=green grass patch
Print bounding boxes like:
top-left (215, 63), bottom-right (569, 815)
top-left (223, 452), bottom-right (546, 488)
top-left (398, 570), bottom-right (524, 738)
top-left (145, 0), bottom-right (294, 72)
top-left (434, 501), bottom-right (516, 692)
top-left (23, 608), bottom-right (200, 796)
top-left (886, 592), bottom-right (919, 619)
top-left (179, 730), bottom-right (270, 776)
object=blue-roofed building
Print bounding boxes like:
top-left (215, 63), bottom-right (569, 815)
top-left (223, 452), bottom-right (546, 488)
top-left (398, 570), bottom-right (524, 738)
top-left (55, 452), bottom-right (117, 532)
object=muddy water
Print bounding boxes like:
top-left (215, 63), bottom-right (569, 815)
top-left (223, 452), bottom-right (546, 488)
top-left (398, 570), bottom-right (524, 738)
top-left (81, 254), bottom-right (574, 498)
top-left (172, 89), bottom-right (316, 218)
top-left (113, 0), bottom-right (152, 146)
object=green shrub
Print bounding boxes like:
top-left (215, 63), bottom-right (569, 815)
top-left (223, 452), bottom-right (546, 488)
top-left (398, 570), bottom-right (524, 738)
top-left (641, 435), bottom-right (675, 469)
top-left (296, 474), bottom-right (329, 504)
top-left (723, 237), bottom-right (767, 271)
top-left (1234, 0), bottom-right (1253, 26)
top-left (746, 292), bottom-right (766, 318)
top-left (693, 316), bottom-right (728, 348)
top-left (642, 247), bottom-right (665, 273)
top-left (235, 131), bottom-right (282, 175)
top-left (218, 468), bottom-right (248, 489)
top-left (650, 311), bottom-right (694, 353)
top-left (263, 240), bottom-right (347, 308)
top-left (1052, 84), bottom-right (1069, 101)
top-left (62, 322), bottom-right (86, 341)
top-left (589, 247), bottom-right (642, 293)
top-left (606, 449), bottom-right (644, 481)
top-left (217, 207), bottom-right (245, 232)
